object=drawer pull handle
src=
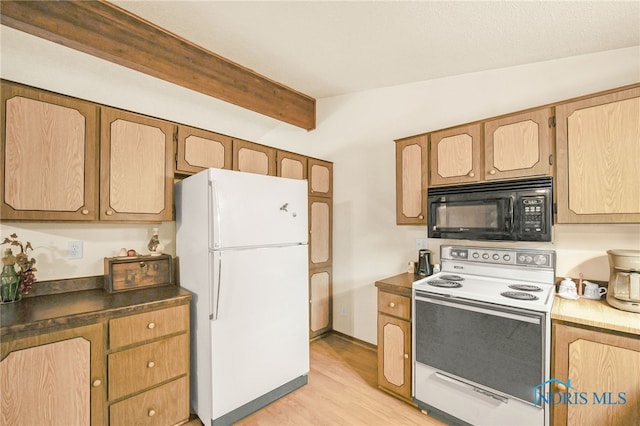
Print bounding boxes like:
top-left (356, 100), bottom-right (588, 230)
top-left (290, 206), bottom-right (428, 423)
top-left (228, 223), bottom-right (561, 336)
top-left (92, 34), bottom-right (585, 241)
top-left (147, 322), bottom-right (156, 329)
top-left (148, 409), bottom-right (156, 417)
top-left (147, 361), bottom-right (155, 368)
top-left (139, 262), bottom-right (146, 268)
top-left (81, 209), bottom-right (89, 215)
top-left (92, 379), bottom-right (101, 387)
top-left (389, 302), bottom-right (395, 308)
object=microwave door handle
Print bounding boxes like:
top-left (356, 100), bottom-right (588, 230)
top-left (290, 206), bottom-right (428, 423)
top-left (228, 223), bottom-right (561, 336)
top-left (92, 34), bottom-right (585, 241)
top-left (507, 197), bottom-right (514, 231)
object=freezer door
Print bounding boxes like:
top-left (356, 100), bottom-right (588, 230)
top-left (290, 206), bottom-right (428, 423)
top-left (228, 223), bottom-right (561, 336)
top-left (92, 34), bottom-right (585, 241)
top-left (208, 168), bottom-right (308, 249)
top-left (209, 245), bottom-right (309, 420)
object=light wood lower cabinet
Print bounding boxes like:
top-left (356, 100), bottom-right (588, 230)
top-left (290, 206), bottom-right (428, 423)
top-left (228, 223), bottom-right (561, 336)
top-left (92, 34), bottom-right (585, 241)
top-left (552, 322), bottom-right (640, 426)
top-left (0, 323), bottom-right (107, 426)
top-left (376, 288), bottom-right (412, 402)
top-left (107, 304), bottom-right (190, 426)
top-left (309, 268), bottom-right (332, 339)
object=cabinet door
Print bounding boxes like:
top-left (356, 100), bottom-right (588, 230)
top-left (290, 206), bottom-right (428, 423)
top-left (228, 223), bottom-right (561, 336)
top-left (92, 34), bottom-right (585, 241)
top-left (308, 158), bottom-right (333, 197)
top-left (484, 108), bottom-right (553, 181)
top-left (377, 313), bottom-right (411, 400)
top-left (0, 323), bottom-right (106, 426)
top-left (1, 81), bottom-right (98, 220)
top-left (430, 123), bottom-right (481, 186)
top-left (232, 138), bottom-right (276, 176)
top-left (176, 125), bottom-right (232, 174)
top-left (395, 135), bottom-right (428, 225)
top-left (100, 107), bottom-right (175, 221)
top-left (552, 323), bottom-right (640, 426)
top-left (555, 86), bottom-right (640, 223)
top-left (277, 150), bottom-right (307, 180)
top-left (309, 196), bottom-right (332, 269)
top-left (309, 268), bottom-right (332, 339)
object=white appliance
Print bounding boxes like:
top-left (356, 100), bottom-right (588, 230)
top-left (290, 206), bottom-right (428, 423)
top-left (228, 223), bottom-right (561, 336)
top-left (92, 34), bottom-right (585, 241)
top-left (175, 168), bottom-right (309, 425)
top-left (413, 245), bottom-right (556, 426)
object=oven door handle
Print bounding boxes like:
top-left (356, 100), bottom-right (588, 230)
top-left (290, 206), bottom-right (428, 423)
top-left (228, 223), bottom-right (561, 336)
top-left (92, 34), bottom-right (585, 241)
top-left (415, 295), bottom-right (541, 324)
top-left (435, 372), bottom-right (509, 404)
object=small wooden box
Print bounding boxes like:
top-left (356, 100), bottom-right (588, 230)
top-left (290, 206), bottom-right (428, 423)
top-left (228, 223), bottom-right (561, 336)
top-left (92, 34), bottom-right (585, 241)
top-left (104, 254), bottom-right (173, 293)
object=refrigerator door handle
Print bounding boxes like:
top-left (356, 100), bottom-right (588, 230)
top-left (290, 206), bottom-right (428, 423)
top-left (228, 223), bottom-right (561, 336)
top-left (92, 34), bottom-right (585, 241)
top-left (209, 178), bottom-right (222, 249)
top-left (211, 251), bottom-right (221, 321)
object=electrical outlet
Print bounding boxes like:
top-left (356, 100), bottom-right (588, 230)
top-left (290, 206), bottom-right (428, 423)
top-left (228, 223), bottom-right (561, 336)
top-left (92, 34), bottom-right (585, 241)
top-left (340, 305), bottom-right (348, 316)
top-left (415, 238), bottom-right (428, 250)
top-left (67, 240), bottom-right (83, 259)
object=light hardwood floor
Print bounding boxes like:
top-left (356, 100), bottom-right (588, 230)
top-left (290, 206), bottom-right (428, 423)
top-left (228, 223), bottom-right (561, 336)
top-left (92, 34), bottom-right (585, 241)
top-left (187, 333), bottom-right (445, 425)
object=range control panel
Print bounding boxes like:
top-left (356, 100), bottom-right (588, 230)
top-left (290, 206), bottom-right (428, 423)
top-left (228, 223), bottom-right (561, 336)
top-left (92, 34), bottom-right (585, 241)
top-left (443, 246), bottom-right (554, 269)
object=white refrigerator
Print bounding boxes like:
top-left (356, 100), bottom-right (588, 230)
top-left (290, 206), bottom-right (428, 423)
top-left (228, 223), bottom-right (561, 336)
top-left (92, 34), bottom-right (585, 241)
top-left (175, 168), bottom-right (309, 425)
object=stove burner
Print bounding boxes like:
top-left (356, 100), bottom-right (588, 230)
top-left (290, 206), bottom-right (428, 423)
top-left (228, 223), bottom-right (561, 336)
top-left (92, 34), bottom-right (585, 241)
top-left (439, 274), bottom-right (465, 281)
top-left (500, 291), bottom-right (539, 301)
top-left (508, 284), bottom-right (542, 292)
top-left (428, 280), bottom-right (463, 288)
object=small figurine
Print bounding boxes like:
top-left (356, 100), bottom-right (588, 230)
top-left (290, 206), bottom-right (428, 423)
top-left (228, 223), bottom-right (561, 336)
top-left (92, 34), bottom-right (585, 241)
top-left (147, 228), bottom-right (163, 256)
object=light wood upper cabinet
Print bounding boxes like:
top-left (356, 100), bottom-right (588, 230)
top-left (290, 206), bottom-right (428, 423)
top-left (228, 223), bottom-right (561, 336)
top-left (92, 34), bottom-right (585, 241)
top-left (484, 107), bottom-right (553, 181)
top-left (232, 138), bottom-right (276, 176)
top-left (1, 81), bottom-right (99, 220)
top-left (552, 322), bottom-right (640, 426)
top-left (100, 107), bottom-right (175, 221)
top-left (395, 135), bottom-right (428, 225)
top-left (277, 150), bottom-right (308, 180)
top-left (430, 123), bottom-right (482, 186)
top-left (309, 196), bottom-right (332, 268)
top-left (1, 323), bottom-right (106, 426)
top-left (308, 158), bottom-right (333, 197)
top-left (176, 125), bottom-right (232, 175)
top-left (555, 86), bottom-right (640, 223)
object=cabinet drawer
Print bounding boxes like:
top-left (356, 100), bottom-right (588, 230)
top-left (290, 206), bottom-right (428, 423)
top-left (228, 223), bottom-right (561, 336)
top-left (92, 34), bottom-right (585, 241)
top-left (108, 333), bottom-right (188, 400)
top-left (109, 304), bottom-right (188, 349)
top-left (109, 376), bottom-right (189, 426)
top-left (378, 291), bottom-right (410, 320)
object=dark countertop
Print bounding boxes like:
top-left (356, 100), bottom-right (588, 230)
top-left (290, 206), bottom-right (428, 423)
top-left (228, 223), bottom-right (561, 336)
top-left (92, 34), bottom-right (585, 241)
top-left (375, 272), bottom-right (421, 297)
top-left (0, 285), bottom-right (192, 340)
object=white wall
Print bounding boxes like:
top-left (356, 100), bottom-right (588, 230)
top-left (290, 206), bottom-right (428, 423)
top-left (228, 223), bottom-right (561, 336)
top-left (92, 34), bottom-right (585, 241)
top-left (2, 26), bottom-right (639, 344)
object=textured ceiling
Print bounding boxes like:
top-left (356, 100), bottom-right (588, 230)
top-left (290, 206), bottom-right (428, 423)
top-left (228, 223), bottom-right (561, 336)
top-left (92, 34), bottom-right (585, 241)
top-left (113, 1), bottom-right (640, 99)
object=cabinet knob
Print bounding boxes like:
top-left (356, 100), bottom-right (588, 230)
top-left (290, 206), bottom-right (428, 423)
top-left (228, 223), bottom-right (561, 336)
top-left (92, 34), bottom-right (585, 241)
top-left (418, 215), bottom-right (424, 220)
top-left (468, 172), bottom-right (475, 177)
top-left (555, 382), bottom-right (567, 391)
top-left (404, 354), bottom-right (409, 359)
top-left (148, 409), bottom-right (156, 417)
top-left (92, 379), bottom-right (101, 387)
top-left (389, 302), bottom-right (396, 308)
top-left (81, 209), bottom-right (89, 215)
top-left (489, 169), bottom-right (496, 175)
top-left (147, 322), bottom-right (156, 329)
top-left (105, 210), bottom-right (113, 216)
top-left (147, 361), bottom-right (155, 368)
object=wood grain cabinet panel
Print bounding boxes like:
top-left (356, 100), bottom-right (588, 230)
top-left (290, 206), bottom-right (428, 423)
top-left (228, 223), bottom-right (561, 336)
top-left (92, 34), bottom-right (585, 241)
top-left (552, 322), bottom-right (640, 426)
top-left (176, 125), bottom-right (232, 174)
top-left (377, 310), bottom-right (412, 401)
top-left (0, 323), bottom-right (106, 426)
top-left (232, 138), bottom-right (276, 176)
top-left (395, 135), bottom-right (428, 225)
top-left (555, 85), bottom-right (640, 223)
top-left (277, 150), bottom-right (307, 180)
top-left (100, 107), bottom-right (175, 221)
top-left (109, 303), bottom-right (189, 349)
top-left (484, 107), bottom-right (553, 181)
top-left (309, 197), bottom-right (332, 268)
top-left (1, 80), bottom-right (99, 220)
top-left (430, 124), bottom-right (482, 186)
top-left (308, 158), bottom-right (333, 197)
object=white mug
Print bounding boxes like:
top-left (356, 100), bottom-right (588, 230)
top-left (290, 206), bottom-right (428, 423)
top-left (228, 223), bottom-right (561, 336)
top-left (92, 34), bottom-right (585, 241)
top-left (558, 278), bottom-right (577, 297)
top-left (583, 281), bottom-right (607, 299)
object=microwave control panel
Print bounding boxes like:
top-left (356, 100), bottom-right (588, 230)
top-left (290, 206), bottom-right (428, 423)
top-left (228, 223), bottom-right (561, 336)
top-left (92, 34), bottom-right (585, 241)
top-left (520, 196), bottom-right (546, 234)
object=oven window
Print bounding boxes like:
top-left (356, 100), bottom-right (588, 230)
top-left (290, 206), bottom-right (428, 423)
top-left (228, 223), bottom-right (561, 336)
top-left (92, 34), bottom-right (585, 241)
top-left (415, 295), bottom-right (544, 404)
top-left (434, 202), bottom-right (499, 229)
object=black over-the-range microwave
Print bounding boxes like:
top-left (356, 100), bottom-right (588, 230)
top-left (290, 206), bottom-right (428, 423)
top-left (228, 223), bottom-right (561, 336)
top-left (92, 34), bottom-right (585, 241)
top-left (427, 177), bottom-right (553, 242)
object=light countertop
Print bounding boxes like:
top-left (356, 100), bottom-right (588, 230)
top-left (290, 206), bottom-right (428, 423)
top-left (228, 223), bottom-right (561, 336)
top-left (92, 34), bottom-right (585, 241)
top-left (551, 295), bottom-right (640, 336)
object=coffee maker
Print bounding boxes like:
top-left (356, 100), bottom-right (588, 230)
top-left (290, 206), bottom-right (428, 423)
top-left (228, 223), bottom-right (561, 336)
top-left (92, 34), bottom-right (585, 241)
top-left (606, 249), bottom-right (640, 313)
top-left (417, 249), bottom-right (433, 276)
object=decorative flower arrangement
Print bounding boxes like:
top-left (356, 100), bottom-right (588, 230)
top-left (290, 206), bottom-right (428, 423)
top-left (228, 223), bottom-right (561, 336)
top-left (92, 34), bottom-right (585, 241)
top-left (1, 233), bottom-right (37, 295)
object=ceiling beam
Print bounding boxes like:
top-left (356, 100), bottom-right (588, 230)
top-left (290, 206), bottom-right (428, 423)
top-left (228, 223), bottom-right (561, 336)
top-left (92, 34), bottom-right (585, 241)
top-left (1, 1), bottom-right (316, 130)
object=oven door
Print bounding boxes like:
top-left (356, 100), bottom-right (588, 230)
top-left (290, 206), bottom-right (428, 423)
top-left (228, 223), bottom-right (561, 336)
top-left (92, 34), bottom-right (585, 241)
top-left (427, 196), bottom-right (514, 240)
top-left (414, 291), bottom-right (549, 416)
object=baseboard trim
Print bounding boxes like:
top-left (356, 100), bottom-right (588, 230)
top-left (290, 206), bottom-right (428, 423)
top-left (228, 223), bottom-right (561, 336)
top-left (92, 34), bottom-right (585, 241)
top-left (328, 330), bottom-right (377, 352)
